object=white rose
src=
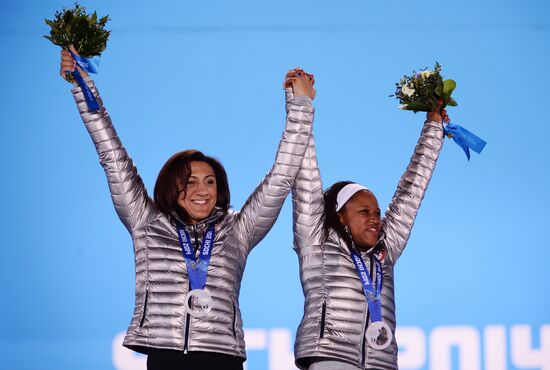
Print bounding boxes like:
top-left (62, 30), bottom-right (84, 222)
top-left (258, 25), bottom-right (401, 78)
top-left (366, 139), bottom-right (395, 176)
top-left (401, 85), bottom-right (415, 97)
top-left (420, 70), bottom-right (433, 78)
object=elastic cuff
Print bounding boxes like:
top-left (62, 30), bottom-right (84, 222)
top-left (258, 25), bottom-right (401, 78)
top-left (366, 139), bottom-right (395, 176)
top-left (72, 75), bottom-right (94, 87)
top-left (292, 96), bottom-right (313, 107)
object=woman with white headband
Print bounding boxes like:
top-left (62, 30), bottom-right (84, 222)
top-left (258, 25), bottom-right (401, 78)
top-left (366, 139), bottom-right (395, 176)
top-left (289, 78), bottom-right (445, 369)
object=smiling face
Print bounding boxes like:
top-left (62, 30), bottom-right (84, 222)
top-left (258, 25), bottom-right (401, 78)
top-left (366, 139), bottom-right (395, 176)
top-left (177, 161), bottom-right (218, 224)
top-left (338, 190), bottom-right (381, 250)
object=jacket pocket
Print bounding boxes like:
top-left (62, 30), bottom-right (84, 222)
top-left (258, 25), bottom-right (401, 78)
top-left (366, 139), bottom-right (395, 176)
top-left (319, 302), bottom-right (327, 338)
top-left (139, 289), bottom-right (149, 328)
top-left (232, 302), bottom-right (237, 338)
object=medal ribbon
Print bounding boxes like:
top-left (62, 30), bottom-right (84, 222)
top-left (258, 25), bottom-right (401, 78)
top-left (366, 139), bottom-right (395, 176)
top-left (350, 250), bottom-right (383, 322)
top-left (69, 50), bottom-right (101, 111)
top-left (176, 223), bottom-right (215, 290)
top-left (443, 123), bottom-right (486, 161)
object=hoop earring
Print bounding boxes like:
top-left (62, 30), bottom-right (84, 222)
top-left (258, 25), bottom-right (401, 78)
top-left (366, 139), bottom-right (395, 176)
top-left (344, 225), bottom-right (351, 236)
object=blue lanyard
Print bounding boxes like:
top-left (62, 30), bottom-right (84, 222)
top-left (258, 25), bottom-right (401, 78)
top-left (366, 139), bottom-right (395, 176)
top-left (350, 249), bottom-right (383, 322)
top-left (175, 223), bottom-right (215, 290)
top-left (69, 50), bottom-right (100, 111)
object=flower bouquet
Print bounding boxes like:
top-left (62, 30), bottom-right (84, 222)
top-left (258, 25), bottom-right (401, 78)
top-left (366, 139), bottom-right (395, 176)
top-left (391, 63), bottom-right (486, 160)
top-left (44, 3), bottom-right (111, 111)
top-left (392, 62), bottom-right (457, 113)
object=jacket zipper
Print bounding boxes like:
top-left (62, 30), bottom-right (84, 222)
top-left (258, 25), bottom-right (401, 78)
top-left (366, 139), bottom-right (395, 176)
top-left (139, 289), bottom-right (149, 328)
top-left (360, 254), bottom-right (375, 367)
top-left (183, 225), bottom-right (202, 353)
top-left (361, 310), bottom-right (370, 367)
top-left (319, 302), bottom-right (327, 338)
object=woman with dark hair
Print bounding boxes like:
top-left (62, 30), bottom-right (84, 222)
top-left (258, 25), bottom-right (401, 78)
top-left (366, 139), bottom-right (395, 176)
top-left (60, 49), bottom-right (315, 370)
top-left (290, 82), bottom-right (445, 370)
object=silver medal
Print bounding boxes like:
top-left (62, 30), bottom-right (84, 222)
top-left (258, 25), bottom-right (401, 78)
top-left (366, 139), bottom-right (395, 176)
top-left (365, 321), bottom-right (392, 350)
top-left (184, 289), bottom-right (213, 318)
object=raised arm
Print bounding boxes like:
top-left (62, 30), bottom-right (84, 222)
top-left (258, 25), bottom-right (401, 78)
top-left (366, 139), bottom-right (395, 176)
top-left (61, 48), bottom-right (156, 234)
top-left (380, 110), bottom-right (445, 264)
top-left (234, 70), bottom-right (316, 252)
top-left (286, 73), bottom-right (325, 252)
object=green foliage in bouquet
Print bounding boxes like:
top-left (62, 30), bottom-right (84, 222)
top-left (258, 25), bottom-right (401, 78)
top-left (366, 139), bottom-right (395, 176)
top-left (44, 3), bottom-right (110, 58)
top-left (391, 63), bottom-right (458, 113)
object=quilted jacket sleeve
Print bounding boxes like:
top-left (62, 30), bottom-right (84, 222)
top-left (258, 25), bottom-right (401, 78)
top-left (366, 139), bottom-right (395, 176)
top-left (381, 119), bottom-right (444, 264)
top-left (289, 88), bottom-right (325, 252)
top-left (71, 80), bottom-right (156, 234)
top-left (234, 89), bottom-right (315, 252)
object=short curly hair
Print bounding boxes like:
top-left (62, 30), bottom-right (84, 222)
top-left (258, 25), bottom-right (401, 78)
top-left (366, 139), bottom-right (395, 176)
top-left (154, 150), bottom-right (230, 222)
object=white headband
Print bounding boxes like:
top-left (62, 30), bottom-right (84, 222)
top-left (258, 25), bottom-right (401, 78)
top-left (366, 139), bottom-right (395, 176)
top-left (336, 183), bottom-right (371, 212)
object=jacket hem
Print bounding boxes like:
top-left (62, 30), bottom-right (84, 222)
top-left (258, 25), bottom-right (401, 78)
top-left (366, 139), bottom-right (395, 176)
top-left (123, 341), bottom-right (247, 360)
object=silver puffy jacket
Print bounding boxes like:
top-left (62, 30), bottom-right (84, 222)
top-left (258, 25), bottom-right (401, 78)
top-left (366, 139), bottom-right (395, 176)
top-left (71, 81), bottom-right (314, 359)
top-left (291, 91), bottom-right (444, 369)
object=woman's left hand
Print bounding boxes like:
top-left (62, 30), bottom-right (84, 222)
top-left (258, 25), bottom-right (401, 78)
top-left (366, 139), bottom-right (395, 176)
top-left (284, 67), bottom-right (316, 100)
top-left (427, 100), bottom-right (443, 124)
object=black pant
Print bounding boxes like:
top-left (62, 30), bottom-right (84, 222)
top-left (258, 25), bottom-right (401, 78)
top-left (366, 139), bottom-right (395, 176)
top-left (147, 349), bottom-right (244, 370)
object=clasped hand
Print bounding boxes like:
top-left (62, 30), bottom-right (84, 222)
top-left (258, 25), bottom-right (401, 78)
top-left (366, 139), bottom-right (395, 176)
top-left (284, 68), bottom-right (316, 100)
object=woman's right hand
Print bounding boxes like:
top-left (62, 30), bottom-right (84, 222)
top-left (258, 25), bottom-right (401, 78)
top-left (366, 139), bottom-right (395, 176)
top-left (283, 67), bottom-right (316, 100)
top-left (60, 45), bottom-right (88, 81)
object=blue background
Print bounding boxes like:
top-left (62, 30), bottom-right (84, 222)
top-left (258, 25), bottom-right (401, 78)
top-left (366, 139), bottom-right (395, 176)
top-left (1, 1), bottom-right (549, 369)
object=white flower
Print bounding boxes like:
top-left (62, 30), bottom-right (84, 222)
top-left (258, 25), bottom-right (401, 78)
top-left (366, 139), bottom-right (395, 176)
top-left (420, 70), bottom-right (434, 78)
top-left (401, 85), bottom-right (415, 97)
top-left (399, 104), bottom-right (408, 110)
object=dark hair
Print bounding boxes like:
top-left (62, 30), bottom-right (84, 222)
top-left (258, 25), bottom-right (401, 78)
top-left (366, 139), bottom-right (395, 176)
top-left (154, 149), bottom-right (230, 222)
top-left (323, 181), bottom-right (354, 248)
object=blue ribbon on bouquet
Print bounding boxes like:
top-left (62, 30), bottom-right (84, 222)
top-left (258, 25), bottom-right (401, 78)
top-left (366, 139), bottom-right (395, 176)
top-left (443, 123), bottom-right (486, 160)
top-left (68, 50), bottom-right (101, 111)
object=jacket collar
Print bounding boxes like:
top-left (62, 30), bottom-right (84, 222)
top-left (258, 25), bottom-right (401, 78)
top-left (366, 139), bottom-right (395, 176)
top-left (170, 207), bottom-right (225, 232)
top-left (329, 227), bottom-right (378, 258)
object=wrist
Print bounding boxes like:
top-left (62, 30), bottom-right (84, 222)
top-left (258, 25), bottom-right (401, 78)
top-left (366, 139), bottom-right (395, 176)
top-left (292, 96), bottom-right (312, 106)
